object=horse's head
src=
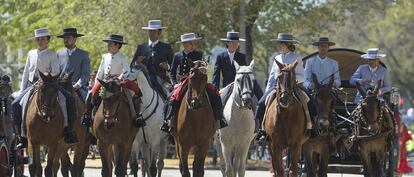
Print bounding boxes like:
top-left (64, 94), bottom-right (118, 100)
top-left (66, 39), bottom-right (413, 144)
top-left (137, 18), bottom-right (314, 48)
top-left (58, 71), bottom-right (74, 92)
top-left (97, 77), bottom-right (123, 129)
top-left (356, 80), bottom-right (382, 133)
top-left (36, 71), bottom-right (60, 122)
top-left (312, 73), bottom-right (335, 131)
top-left (275, 60), bottom-right (298, 108)
top-left (233, 60), bottom-right (255, 109)
top-left (187, 60), bottom-right (208, 110)
top-left (0, 75), bottom-right (12, 98)
top-left (130, 64), bottom-right (151, 89)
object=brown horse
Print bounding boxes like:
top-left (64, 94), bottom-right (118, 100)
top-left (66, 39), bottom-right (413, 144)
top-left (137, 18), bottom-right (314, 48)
top-left (92, 78), bottom-right (138, 177)
top-left (26, 71), bottom-right (64, 177)
top-left (263, 60), bottom-right (309, 177)
top-left (171, 60), bottom-right (215, 177)
top-left (303, 74), bottom-right (336, 177)
top-left (354, 80), bottom-right (394, 177)
top-left (57, 73), bottom-right (92, 177)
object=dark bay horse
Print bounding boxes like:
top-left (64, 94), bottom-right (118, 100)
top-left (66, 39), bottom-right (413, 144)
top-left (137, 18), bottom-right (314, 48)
top-left (57, 73), bottom-right (92, 177)
top-left (171, 60), bottom-right (216, 177)
top-left (263, 60), bottom-right (309, 177)
top-left (303, 74), bottom-right (336, 177)
top-left (26, 71), bottom-right (64, 177)
top-left (92, 78), bottom-right (138, 177)
top-left (354, 80), bottom-right (394, 177)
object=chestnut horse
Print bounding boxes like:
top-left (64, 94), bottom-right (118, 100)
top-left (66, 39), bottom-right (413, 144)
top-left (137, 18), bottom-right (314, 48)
top-left (57, 73), bottom-right (92, 177)
top-left (354, 80), bottom-right (394, 177)
top-left (171, 60), bottom-right (216, 177)
top-left (26, 71), bottom-right (64, 177)
top-left (92, 79), bottom-right (139, 177)
top-left (303, 74), bottom-right (336, 177)
top-left (263, 60), bottom-right (309, 177)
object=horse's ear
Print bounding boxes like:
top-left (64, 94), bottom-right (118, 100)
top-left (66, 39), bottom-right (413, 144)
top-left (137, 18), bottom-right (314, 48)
top-left (38, 70), bottom-right (48, 82)
top-left (356, 82), bottom-right (367, 98)
top-left (328, 74), bottom-right (335, 88)
top-left (312, 73), bottom-right (321, 89)
top-left (292, 60), bottom-right (299, 69)
top-left (274, 59), bottom-right (284, 69)
top-left (248, 59), bottom-right (255, 69)
top-left (234, 60), bottom-right (240, 71)
top-left (373, 80), bottom-right (382, 95)
top-left (189, 60), bottom-right (195, 68)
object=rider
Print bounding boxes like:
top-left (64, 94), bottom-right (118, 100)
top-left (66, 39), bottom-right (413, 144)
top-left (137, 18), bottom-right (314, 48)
top-left (212, 32), bottom-right (263, 123)
top-left (160, 33), bottom-right (228, 132)
top-left (130, 20), bottom-right (174, 100)
top-left (57, 28), bottom-right (91, 102)
top-left (303, 37), bottom-right (341, 128)
top-left (82, 34), bottom-right (144, 128)
top-left (12, 28), bottom-right (78, 148)
top-left (350, 48), bottom-right (391, 103)
top-left (0, 75), bottom-right (12, 140)
top-left (255, 33), bottom-right (311, 142)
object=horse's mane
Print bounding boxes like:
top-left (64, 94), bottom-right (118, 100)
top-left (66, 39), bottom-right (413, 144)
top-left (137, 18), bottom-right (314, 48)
top-left (131, 64), bottom-right (152, 87)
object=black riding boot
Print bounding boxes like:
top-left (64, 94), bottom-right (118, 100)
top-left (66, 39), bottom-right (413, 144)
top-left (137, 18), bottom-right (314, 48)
top-left (64, 97), bottom-right (79, 145)
top-left (16, 136), bottom-right (27, 149)
top-left (132, 93), bottom-right (146, 128)
top-left (160, 100), bottom-right (179, 133)
top-left (207, 90), bottom-right (228, 130)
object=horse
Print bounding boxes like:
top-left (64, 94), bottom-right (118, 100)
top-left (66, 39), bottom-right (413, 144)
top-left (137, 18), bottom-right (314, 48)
top-left (263, 60), bottom-right (310, 177)
top-left (216, 60), bottom-right (256, 177)
top-left (0, 77), bottom-right (14, 151)
top-left (25, 71), bottom-right (64, 177)
top-left (92, 78), bottom-right (139, 177)
top-left (129, 64), bottom-right (169, 177)
top-left (171, 60), bottom-right (216, 177)
top-left (353, 80), bottom-right (394, 177)
top-left (57, 72), bottom-right (92, 177)
top-left (303, 74), bottom-right (337, 177)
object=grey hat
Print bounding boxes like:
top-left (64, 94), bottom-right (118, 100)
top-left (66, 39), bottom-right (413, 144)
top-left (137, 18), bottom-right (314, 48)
top-left (176, 33), bottom-right (202, 43)
top-left (102, 34), bottom-right (128, 44)
top-left (312, 37), bottom-right (335, 46)
top-left (270, 33), bottom-right (300, 44)
top-left (361, 48), bottom-right (386, 60)
top-left (141, 20), bottom-right (167, 30)
top-left (220, 32), bottom-right (246, 42)
top-left (33, 28), bottom-right (52, 39)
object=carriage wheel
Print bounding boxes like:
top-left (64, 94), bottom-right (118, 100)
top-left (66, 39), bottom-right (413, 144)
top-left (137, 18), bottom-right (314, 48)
top-left (11, 138), bottom-right (25, 177)
top-left (0, 141), bottom-right (12, 177)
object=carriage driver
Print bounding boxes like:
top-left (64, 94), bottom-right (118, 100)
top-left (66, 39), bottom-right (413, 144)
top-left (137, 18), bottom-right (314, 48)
top-left (350, 48), bottom-right (391, 103)
top-left (82, 34), bottom-right (144, 128)
top-left (12, 28), bottom-right (79, 148)
top-left (303, 37), bottom-right (341, 128)
top-left (255, 33), bottom-right (313, 142)
top-left (160, 33), bottom-right (228, 132)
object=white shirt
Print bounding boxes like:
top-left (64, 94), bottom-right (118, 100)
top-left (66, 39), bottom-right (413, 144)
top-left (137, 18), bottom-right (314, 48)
top-left (148, 40), bottom-right (159, 48)
top-left (96, 52), bottom-right (130, 81)
top-left (369, 66), bottom-right (378, 73)
top-left (67, 47), bottom-right (76, 56)
top-left (227, 49), bottom-right (235, 64)
top-left (21, 48), bottom-right (60, 91)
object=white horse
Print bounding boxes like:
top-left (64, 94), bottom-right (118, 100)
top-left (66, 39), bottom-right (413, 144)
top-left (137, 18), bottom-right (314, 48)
top-left (217, 60), bottom-right (256, 177)
top-left (129, 64), bottom-right (169, 177)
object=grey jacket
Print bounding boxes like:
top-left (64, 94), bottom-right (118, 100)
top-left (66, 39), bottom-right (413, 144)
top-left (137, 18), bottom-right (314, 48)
top-left (57, 48), bottom-right (90, 87)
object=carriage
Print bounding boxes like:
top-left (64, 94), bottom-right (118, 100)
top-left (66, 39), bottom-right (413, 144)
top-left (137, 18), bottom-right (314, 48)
top-left (0, 79), bottom-right (28, 177)
top-left (302, 48), bottom-right (401, 176)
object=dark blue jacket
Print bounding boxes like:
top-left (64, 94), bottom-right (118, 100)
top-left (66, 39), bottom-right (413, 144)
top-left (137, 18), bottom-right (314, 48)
top-left (169, 50), bottom-right (203, 85)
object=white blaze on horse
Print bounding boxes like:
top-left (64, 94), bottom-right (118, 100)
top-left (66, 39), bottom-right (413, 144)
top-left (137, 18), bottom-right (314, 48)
top-left (217, 60), bottom-right (256, 177)
top-left (129, 64), bottom-right (169, 177)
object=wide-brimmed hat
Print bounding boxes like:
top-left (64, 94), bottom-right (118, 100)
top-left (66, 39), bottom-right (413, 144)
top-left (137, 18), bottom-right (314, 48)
top-left (141, 20), bottom-right (167, 30)
top-left (102, 34), bottom-right (128, 44)
top-left (33, 28), bottom-right (52, 39)
top-left (57, 28), bottom-right (84, 38)
top-left (220, 32), bottom-right (246, 42)
top-left (361, 48), bottom-right (386, 60)
top-left (176, 33), bottom-right (202, 43)
top-left (270, 33), bottom-right (300, 44)
top-left (312, 37), bottom-right (335, 46)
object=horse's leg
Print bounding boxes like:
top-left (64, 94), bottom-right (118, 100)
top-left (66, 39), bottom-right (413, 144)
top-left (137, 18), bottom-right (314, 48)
top-left (60, 150), bottom-right (71, 177)
top-left (129, 149), bottom-right (139, 177)
top-left (376, 148), bottom-right (386, 177)
top-left (193, 144), bottom-right (209, 177)
top-left (222, 142), bottom-right (234, 177)
top-left (157, 136), bottom-right (168, 177)
top-left (237, 142), bottom-right (250, 177)
top-left (28, 142), bottom-right (42, 177)
top-left (271, 145), bottom-right (284, 177)
top-left (288, 144), bottom-right (302, 177)
top-left (303, 147), bottom-right (315, 177)
top-left (178, 143), bottom-right (191, 177)
top-left (359, 147), bottom-right (372, 177)
top-left (215, 135), bottom-right (226, 177)
top-left (318, 151), bottom-right (329, 177)
top-left (74, 139), bottom-right (91, 177)
top-left (44, 143), bottom-right (57, 177)
top-left (114, 144), bottom-right (127, 177)
top-left (98, 141), bottom-right (112, 177)
top-left (141, 145), bottom-right (152, 177)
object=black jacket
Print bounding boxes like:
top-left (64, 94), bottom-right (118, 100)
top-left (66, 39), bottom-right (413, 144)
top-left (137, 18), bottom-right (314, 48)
top-left (169, 50), bottom-right (203, 85)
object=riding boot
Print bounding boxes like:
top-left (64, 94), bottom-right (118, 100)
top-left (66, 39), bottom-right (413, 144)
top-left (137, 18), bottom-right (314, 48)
top-left (160, 101), bottom-right (178, 132)
top-left (64, 94), bottom-right (79, 145)
top-left (82, 92), bottom-right (93, 127)
top-left (16, 136), bottom-right (28, 149)
top-left (208, 91), bottom-right (228, 130)
top-left (132, 94), bottom-right (146, 128)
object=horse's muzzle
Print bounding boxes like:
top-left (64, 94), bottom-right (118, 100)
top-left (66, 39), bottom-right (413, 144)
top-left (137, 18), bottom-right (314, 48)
top-left (241, 95), bottom-right (253, 109)
top-left (318, 118), bottom-right (330, 129)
